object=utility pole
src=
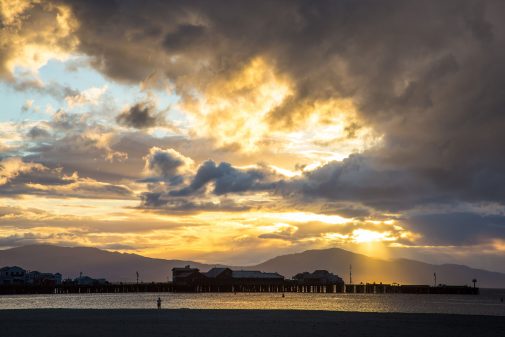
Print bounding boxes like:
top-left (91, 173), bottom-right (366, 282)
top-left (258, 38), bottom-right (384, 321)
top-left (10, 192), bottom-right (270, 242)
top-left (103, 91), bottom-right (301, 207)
top-left (433, 272), bottom-right (437, 287)
top-left (349, 264), bottom-right (352, 284)
top-left (136, 271), bottom-right (139, 285)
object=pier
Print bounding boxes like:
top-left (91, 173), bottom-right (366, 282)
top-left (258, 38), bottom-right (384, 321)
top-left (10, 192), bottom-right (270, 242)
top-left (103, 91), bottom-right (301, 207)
top-left (0, 265), bottom-right (479, 295)
top-left (344, 283), bottom-right (478, 294)
top-left (0, 281), bottom-right (478, 295)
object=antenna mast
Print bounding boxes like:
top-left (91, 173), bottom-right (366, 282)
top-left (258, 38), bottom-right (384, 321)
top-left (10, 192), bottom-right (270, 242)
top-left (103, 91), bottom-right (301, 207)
top-left (349, 264), bottom-right (352, 284)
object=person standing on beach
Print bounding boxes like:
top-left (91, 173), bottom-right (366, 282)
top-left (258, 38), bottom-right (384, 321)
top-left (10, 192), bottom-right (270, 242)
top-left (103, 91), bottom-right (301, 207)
top-left (157, 297), bottom-right (162, 309)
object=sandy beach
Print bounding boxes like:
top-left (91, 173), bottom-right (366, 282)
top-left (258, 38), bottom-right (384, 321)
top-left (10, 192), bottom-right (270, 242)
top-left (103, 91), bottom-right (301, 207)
top-left (1, 309), bottom-right (504, 337)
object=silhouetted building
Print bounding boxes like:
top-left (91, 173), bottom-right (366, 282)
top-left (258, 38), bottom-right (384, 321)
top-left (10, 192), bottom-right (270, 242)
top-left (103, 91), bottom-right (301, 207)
top-left (74, 275), bottom-right (107, 286)
top-left (172, 265), bottom-right (206, 286)
top-left (204, 267), bottom-right (232, 279)
top-left (0, 266), bottom-right (26, 285)
top-left (26, 271), bottom-right (62, 286)
top-left (293, 270), bottom-right (344, 286)
top-left (0, 266), bottom-right (63, 286)
top-left (172, 266), bottom-right (284, 288)
top-left (231, 270), bottom-right (284, 283)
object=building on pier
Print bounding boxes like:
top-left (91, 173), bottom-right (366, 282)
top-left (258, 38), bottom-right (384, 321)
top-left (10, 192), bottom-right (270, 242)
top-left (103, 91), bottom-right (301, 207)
top-left (73, 275), bottom-right (107, 286)
top-left (172, 266), bottom-right (207, 286)
top-left (0, 266), bottom-right (26, 285)
top-left (172, 266), bottom-right (284, 289)
top-left (0, 266), bottom-right (62, 286)
top-left (293, 270), bottom-right (344, 286)
top-left (230, 270), bottom-right (284, 283)
top-left (26, 271), bottom-right (62, 286)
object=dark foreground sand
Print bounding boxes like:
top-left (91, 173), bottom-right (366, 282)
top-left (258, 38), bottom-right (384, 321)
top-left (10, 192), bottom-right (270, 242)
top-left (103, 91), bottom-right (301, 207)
top-left (1, 310), bottom-right (504, 337)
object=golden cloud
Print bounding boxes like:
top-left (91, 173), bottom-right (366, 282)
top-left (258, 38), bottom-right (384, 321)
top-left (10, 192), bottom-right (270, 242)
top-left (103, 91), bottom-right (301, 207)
top-left (0, 157), bottom-right (45, 185)
top-left (0, 0), bottom-right (79, 77)
top-left (179, 56), bottom-right (381, 166)
top-left (181, 57), bottom-right (293, 152)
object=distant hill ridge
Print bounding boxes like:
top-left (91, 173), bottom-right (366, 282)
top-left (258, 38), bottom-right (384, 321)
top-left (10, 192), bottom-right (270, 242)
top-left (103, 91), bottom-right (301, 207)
top-left (0, 245), bottom-right (504, 288)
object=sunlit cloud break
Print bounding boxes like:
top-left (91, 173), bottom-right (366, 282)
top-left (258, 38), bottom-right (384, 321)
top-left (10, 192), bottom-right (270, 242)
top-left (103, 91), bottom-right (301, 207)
top-left (1, 0), bottom-right (505, 272)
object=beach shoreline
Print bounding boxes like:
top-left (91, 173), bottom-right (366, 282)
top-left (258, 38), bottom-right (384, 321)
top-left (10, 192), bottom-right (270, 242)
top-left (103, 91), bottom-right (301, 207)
top-left (1, 309), bottom-right (504, 337)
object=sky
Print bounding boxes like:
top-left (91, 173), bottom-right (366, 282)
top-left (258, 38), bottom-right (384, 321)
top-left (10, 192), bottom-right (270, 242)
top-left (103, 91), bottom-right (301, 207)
top-left (1, 0), bottom-right (505, 271)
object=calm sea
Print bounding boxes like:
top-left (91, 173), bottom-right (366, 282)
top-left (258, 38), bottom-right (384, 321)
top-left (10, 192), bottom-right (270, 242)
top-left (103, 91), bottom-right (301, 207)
top-left (1, 289), bottom-right (504, 316)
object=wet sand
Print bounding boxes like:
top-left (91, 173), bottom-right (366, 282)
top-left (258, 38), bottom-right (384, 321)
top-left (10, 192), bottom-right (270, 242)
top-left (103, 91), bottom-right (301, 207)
top-left (1, 309), bottom-right (504, 337)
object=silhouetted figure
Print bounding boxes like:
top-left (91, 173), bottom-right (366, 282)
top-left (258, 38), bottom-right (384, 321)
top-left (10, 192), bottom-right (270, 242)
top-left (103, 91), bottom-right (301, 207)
top-left (282, 293), bottom-right (285, 298)
top-left (157, 297), bottom-right (162, 309)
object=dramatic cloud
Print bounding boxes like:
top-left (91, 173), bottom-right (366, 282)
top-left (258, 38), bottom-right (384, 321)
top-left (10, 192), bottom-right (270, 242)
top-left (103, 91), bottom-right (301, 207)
top-left (170, 161), bottom-right (280, 197)
top-left (116, 101), bottom-right (166, 129)
top-left (407, 212), bottom-right (505, 246)
top-left (2, 0), bottom-right (505, 267)
top-left (0, 0), bottom-right (78, 77)
top-left (0, 157), bottom-right (45, 186)
top-left (143, 147), bottom-right (193, 184)
top-left (0, 157), bottom-right (133, 199)
top-left (54, 0), bottom-right (505, 194)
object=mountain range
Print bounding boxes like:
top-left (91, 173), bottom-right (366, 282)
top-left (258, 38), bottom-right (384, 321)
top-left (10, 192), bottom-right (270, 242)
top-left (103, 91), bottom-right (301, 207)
top-left (1, 245), bottom-right (504, 288)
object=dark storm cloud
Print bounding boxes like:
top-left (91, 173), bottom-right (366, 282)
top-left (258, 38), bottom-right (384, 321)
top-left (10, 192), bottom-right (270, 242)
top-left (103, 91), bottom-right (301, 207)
top-left (170, 160), bottom-right (279, 196)
top-left (407, 212), bottom-right (505, 245)
top-left (41, 0), bottom-right (505, 246)
top-left (139, 192), bottom-right (249, 213)
top-left (142, 147), bottom-right (190, 185)
top-left (139, 160), bottom-right (282, 213)
top-left (163, 24), bottom-right (208, 51)
top-left (57, 0), bottom-right (505, 205)
top-left (281, 154), bottom-right (445, 212)
top-left (116, 101), bottom-right (166, 129)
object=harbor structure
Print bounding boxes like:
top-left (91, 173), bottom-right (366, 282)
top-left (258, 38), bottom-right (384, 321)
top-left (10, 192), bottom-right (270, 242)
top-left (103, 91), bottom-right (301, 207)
top-left (173, 266), bottom-right (285, 292)
top-left (0, 264), bottom-right (479, 295)
top-left (0, 266), bottom-right (61, 286)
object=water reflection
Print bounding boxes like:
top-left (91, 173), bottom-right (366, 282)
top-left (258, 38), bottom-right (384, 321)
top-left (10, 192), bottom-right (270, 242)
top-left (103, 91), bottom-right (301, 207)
top-left (0, 291), bottom-right (504, 316)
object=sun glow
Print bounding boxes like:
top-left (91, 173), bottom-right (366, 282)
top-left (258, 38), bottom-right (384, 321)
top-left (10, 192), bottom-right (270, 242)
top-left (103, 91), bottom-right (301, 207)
top-left (352, 229), bottom-right (396, 244)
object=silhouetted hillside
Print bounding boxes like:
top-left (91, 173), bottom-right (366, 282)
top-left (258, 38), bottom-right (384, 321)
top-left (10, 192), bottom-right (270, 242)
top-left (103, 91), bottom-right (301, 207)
top-left (251, 248), bottom-right (505, 288)
top-left (1, 245), bottom-right (504, 287)
top-left (0, 245), bottom-right (218, 282)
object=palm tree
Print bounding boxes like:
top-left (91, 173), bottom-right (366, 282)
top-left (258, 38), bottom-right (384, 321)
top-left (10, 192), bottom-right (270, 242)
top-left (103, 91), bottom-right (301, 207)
top-left (472, 278), bottom-right (477, 288)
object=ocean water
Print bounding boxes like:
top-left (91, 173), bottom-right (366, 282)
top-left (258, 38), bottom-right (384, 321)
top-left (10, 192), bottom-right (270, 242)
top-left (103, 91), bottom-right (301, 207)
top-left (1, 289), bottom-right (505, 316)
